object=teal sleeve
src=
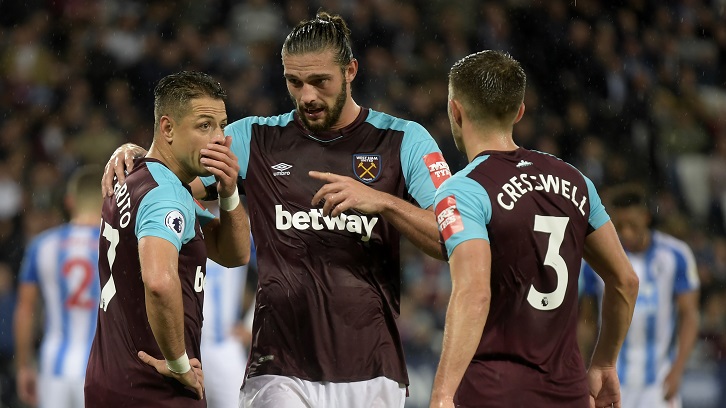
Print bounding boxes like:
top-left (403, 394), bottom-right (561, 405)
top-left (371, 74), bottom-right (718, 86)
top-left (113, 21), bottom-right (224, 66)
top-left (434, 175), bottom-right (491, 258)
top-left (136, 188), bottom-right (198, 251)
top-left (201, 116), bottom-right (254, 187)
top-left (584, 175), bottom-right (609, 230)
top-left (400, 122), bottom-right (450, 208)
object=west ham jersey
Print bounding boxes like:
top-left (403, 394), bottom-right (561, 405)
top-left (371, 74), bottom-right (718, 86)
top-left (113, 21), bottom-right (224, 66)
top-left (19, 223), bottom-right (100, 379)
top-left (581, 230), bottom-right (699, 389)
top-left (434, 148), bottom-right (609, 407)
top-left (203, 108), bottom-right (448, 384)
top-left (85, 158), bottom-right (213, 407)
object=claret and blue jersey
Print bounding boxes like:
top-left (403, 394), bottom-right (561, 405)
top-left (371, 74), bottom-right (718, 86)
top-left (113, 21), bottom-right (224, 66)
top-left (201, 107), bottom-right (448, 385)
top-left (433, 147), bottom-right (609, 406)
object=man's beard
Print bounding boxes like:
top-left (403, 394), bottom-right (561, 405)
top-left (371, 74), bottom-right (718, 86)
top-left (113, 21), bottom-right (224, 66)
top-left (294, 81), bottom-right (347, 133)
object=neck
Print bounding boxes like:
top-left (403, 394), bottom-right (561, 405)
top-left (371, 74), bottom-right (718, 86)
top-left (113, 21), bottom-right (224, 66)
top-left (463, 125), bottom-right (519, 162)
top-left (331, 97), bottom-right (361, 130)
top-left (147, 141), bottom-right (194, 184)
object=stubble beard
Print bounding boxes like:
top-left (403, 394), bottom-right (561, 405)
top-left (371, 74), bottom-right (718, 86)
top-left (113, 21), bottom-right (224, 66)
top-left (295, 81), bottom-right (348, 133)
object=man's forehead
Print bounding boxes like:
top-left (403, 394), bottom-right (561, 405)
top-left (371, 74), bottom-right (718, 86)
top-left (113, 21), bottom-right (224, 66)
top-left (188, 97), bottom-right (226, 116)
top-left (282, 50), bottom-right (340, 75)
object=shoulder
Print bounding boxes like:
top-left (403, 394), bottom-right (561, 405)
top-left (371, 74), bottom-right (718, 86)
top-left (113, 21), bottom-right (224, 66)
top-left (365, 109), bottom-right (430, 137)
top-left (653, 231), bottom-right (693, 257)
top-left (227, 112), bottom-right (295, 133)
top-left (26, 225), bottom-right (66, 251)
top-left (141, 163), bottom-right (193, 207)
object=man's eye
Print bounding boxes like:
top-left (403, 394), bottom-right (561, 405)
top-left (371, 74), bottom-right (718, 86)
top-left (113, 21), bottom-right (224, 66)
top-left (200, 123), bottom-right (210, 129)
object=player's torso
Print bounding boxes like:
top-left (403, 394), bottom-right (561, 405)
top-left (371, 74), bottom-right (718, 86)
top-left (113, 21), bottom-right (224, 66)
top-left (465, 149), bottom-right (592, 394)
top-left (240, 110), bottom-right (416, 383)
top-left (35, 224), bottom-right (100, 378)
top-left (88, 159), bottom-right (207, 404)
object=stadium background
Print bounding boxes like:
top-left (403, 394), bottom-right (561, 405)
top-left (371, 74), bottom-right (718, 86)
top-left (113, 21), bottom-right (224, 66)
top-left (0, 0), bottom-right (725, 407)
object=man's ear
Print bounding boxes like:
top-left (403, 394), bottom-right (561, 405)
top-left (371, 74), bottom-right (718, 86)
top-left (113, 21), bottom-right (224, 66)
top-left (450, 99), bottom-right (464, 128)
top-left (513, 102), bottom-right (526, 125)
top-left (160, 116), bottom-right (174, 142)
top-left (345, 58), bottom-right (358, 83)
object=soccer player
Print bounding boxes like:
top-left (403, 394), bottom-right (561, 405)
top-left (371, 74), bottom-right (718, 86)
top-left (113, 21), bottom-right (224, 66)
top-left (102, 12), bottom-right (449, 408)
top-left (84, 71), bottom-right (250, 407)
top-left (580, 185), bottom-right (700, 408)
top-left (14, 165), bottom-right (103, 408)
top-left (429, 50), bottom-right (639, 408)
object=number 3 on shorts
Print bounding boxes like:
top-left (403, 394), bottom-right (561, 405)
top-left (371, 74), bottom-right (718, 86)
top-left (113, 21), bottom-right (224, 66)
top-left (527, 215), bottom-right (569, 311)
top-left (100, 221), bottom-right (119, 312)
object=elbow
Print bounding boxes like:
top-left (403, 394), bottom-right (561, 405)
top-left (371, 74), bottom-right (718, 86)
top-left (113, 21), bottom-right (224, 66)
top-left (624, 268), bottom-right (639, 300)
top-left (144, 273), bottom-right (177, 299)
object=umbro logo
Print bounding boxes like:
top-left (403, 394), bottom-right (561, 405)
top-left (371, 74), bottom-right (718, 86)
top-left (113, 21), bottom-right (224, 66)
top-left (271, 163), bottom-right (292, 176)
top-left (516, 160), bottom-right (533, 168)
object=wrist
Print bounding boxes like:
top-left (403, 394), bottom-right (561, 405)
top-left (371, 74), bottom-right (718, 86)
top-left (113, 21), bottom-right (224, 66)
top-left (166, 351), bottom-right (191, 374)
top-left (219, 187), bottom-right (240, 211)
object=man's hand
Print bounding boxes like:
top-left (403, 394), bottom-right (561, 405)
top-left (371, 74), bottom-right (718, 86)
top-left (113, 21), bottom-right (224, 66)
top-left (138, 351), bottom-right (205, 400)
top-left (102, 144), bottom-right (147, 197)
top-left (587, 365), bottom-right (621, 408)
top-left (663, 368), bottom-right (682, 401)
top-left (309, 171), bottom-right (389, 217)
top-left (200, 136), bottom-right (240, 198)
top-left (16, 365), bottom-right (37, 406)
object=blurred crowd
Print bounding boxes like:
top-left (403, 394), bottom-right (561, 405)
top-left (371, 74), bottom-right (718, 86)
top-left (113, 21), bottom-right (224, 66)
top-left (0, 0), bottom-right (725, 407)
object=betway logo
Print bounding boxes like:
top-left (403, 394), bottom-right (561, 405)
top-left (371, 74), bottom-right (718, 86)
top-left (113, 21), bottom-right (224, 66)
top-left (275, 205), bottom-right (378, 242)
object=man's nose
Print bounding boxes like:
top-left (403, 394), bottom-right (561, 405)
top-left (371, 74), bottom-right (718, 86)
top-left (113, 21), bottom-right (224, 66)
top-left (300, 83), bottom-right (318, 106)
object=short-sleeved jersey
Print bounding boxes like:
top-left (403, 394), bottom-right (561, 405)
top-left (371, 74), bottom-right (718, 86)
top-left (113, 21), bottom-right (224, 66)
top-left (434, 148), bottom-right (608, 407)
top-left (202, 108), bottom-right (448, 384)
top-left (85, 158), bottom-right (213, 408)
top-left (19, 223), bottom-right (100, 379)
top-left (581, 230), bottom-right (699, 390)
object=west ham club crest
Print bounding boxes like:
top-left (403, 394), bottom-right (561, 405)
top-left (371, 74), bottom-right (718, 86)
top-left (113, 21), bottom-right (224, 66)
top-left (353, 154), bottom-right (381, 183)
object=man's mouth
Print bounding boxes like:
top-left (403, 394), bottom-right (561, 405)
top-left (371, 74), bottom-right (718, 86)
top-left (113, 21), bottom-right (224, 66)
top-left (303, 107), bottom-right (325, 120)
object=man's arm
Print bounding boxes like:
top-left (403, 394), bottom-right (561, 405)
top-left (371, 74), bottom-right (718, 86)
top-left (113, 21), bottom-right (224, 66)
top-left (582, 221), bottom-right (639, 406)
top-left (309, 171), bottom-right (443, 259)
top-left (429, 239), bottom-right (491, 408)
top-left (138, 236), bottom-right (204, 399)
top-left (197, 136), bottom-right (250, 266)
top-left (13, 283), bottom-right (39, 406)
top-left (663, 289), bottom-right (700, 400)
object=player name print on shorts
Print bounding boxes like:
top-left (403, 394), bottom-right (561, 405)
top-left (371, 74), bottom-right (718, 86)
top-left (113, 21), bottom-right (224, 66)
top-left (353, 154), bottom-right (381, 183)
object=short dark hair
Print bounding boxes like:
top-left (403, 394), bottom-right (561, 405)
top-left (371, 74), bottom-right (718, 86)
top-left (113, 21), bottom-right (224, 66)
top-left (153, 71), bottom-right (226, 132)
top-left (608, 184), bottom-right (648, 210)
top-left (66, 165), bottom-right (103, 211)
top-left (449, 50), bottom-right (526, 123)
top-left (282, 11), bottom-right (353, 67)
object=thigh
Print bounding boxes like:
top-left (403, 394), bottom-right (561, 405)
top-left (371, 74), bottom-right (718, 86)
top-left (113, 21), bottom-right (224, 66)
top-left (240, 375), bottom-right (311, 408)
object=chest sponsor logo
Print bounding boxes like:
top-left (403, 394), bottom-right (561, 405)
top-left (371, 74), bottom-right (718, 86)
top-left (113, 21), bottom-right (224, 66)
top-left (275, 205), bottom-right (378, 242)
top-left (165, 210), bottom-right (185, 240)
top-left (435, 195), bottom-right (464, 241)
top-left (271, 162), bottom-right (292, 176)
top-left (423, 152), bottom-right (451, 188)
top-left (353, 154), bottom-right (381, 183)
